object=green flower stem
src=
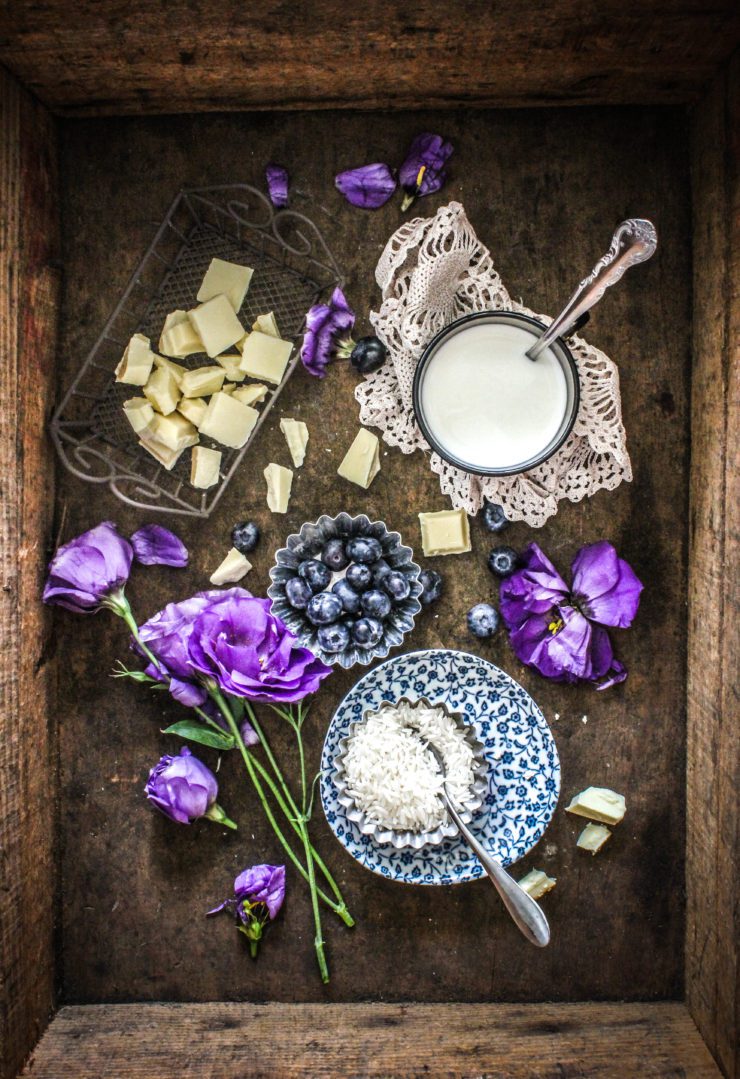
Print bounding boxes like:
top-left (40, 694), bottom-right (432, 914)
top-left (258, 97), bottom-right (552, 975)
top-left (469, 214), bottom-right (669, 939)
top-left (291, 703), bottom-right (328, 982)
top-left (110, 592), bottom-right (165, 676)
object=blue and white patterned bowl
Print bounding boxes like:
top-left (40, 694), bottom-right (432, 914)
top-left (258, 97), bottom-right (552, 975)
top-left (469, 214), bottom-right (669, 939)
top-left (267, 512), bottom-right (422, 669)
top-left (320, 649), bottom-right (560, 886)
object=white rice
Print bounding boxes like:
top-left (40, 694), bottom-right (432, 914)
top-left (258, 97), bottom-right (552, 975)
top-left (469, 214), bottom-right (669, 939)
top-left (340, 700), bottom-right (476, 833)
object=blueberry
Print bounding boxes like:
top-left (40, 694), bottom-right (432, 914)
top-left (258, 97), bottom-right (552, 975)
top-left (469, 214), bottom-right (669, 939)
top-left (487, 545), bottom-right (519, 578)
top-left (351, 617), bottom-right (384, 647)
top-left (481, 501), bottom-right (509, 533)
top-left (297, 559), bottom-right (332, 593)
top-left (231, 520), bottom-right (260, 554)
top-left (382, 570), bottom-right (411, 602)
top-left (345, 562), bottom-right (373, 592)
top-left (371, 558), bottom-right (393, 587)
top-left (284, 576), bottom-right (312, 610)
top-left (419, 569), bottom-right (443, 605)
top-left (332, 578), bottom-right (361, 614)
top-left (467, 603), bottom-right (500, 639)
top-left (306, 591), bottom-right (343, 626)
top-left (361, 589), bottom-right (392, 620)
top-left (350, 335), bottom-right (388, 375)
top-left (346, 535), bottom-right (383, 564)
top-left (317, 623), bottom-right (351, 653)
top-left (321, 537), bottom-right (349, 571)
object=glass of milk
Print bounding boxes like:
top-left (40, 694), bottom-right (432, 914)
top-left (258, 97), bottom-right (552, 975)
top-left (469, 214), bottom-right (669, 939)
top-left (412, 312), bottom-right (580, 475)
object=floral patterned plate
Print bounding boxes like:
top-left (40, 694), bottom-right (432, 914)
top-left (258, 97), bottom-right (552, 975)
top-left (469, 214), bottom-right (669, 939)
top-left (319, 648), bottom-right (560, 885)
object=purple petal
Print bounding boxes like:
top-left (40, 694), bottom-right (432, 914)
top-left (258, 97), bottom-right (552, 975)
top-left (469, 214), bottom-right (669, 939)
top-left (265, 164), bottom-right (289, 208)
top-left (335, 163), bottom-right (397, 209)
top-left (399, 132), bottom-right (453, 197)
top-left (594, 658), bottom-right (628, 691)
top-left (131, 525), bottom-right (189, 568)
top-left (571, 542), bottom-right (643, 628)
top-left (509, 606), bottom-right (594, 682)
top-left (499, 543), bottom-right (569, 627)
top-left (300, 285), bottom-right (356, 379)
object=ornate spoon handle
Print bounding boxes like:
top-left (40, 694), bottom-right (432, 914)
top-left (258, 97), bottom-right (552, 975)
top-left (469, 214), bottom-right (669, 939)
top-left (526, 218), bottom-right (658, 361)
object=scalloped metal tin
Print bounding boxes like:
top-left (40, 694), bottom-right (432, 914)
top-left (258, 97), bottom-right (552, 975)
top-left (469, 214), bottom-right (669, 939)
top-left (267, 512), bottom-right (422, 668)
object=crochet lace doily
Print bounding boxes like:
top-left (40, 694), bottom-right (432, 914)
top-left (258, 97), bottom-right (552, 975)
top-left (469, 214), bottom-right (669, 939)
top-left (355, 202), bottom-right (631, 528)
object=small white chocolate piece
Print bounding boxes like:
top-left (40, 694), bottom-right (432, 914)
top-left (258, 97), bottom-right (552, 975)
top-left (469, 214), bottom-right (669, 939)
top-left (115, 333), bottom-right (155, 386)
top-left (190, 445), bottom-right (222, 489)
top-left (232, 383), bottom-right (268, 406)
top-left (197, 258), bottom-right (254, 312)
top-left (517, 869), bottom-right (557, 900)
top-left (188, 295), bottom-right (245, 359)
top-left (138, 436), bottom-right (184, 471)
top-left (418, 509), bottom-right (471, 557)
top-left (264, 462), bottom-right (293, 513)
top-left (577, 822), bottom-right (612, 855)
top-left (152, 354), bottom-right (187, 388)
top-left (239, 330), bottom-right (292, 385)
top-left (566, 787), bottom-right (626, 826)
top-left (143, 365), bottom-right (180, 416)
top-left (158, 310), bottom-right (204, 358)
top-left (179, 365), bottom-right (226, 398)
top-left (337, 428), bottom-right (380, 489)
top-left (280, 417), bottom-right (309, 467)
top-left (147, 412), bottom-right (199, 453)
top-left (252, 311), bottom-right (280, 338)
top-left (215, 353), bottom-right (247, 382)
top-left (209, 546), bottom-right (252, 585)
top-left (177, 396), bottom-right (208, 427)
top-left (221, 382), bottom-right (236, 395)
top-left (198, 392), bottom-right (259, 449)
top-left (122, 397), bottom-right (155, 435)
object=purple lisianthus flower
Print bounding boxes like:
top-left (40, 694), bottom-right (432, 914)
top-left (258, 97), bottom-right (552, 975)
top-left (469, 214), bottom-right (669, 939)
top-left (499, 543), bottom-right (569, 625)
top-left (145, 746), bottom-right (235, 828)
top-left (300, 285), bottom-right (356, 378)
top-left (131, 524), bottom-right (189, 568)
top-left (265, 164), bottom-right (289, 207)
top-left (335, 162), bottom-right (397, 209)
top-left (207, 863), bottom-right (286, 958)
top-left (43, 521), bottom-right (133, 614)
top-left (571, 541), bottom-right (643, 628)
top-left (399, 132), bottom-right (453, 211)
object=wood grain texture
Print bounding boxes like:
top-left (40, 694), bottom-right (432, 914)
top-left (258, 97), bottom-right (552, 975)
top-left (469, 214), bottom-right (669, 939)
top-left (0, 2), bottom-right (739, 117)
top-left (686, 53), bottom-right (740, 1079)
top-left (53, 107), bottom-right (690, 1008)
top-left (21, 1001), bottom-right (721, 1078)
top-left (0, 68), bottom-right (60, 1079)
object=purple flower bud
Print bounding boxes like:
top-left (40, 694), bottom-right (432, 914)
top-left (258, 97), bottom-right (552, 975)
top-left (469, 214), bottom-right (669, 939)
top-left (131, 524), bottom-right (189, 568)
top-left (43, 521), bottom-right (133, 613)
top-left (265, 164), bottom-right (289, 207)
top-left (399, 132), bottom-right (453, 210)
top-left (234, 864), bottom-right (286, 920)
top-left (145, 746), bottom-right (220, 824)
top-left (300, 286), bottom-right (356, 379)
top-left (240, 718), bottom-right (260, 747)
top-left (335, 162), bottom-right (397, 209)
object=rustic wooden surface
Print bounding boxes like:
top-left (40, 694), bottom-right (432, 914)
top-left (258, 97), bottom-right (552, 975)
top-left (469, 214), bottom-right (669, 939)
top-left (1, 2), bottom-right (740, 117)
top-left (686, 54), bottom-right (740, 1079)
top-left (22, 1001), bottom-right (721, 1078)
top-left (53, 107), bottom-right (691, 1008)
top-left (0, 69), bottom-right (60, 1079)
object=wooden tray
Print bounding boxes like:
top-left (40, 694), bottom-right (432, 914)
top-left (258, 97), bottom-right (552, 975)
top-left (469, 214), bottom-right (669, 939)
top-left (0, 7), bottom-right (737, 1078)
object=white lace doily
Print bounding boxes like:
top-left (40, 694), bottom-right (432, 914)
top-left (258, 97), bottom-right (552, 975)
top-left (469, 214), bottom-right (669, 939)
top-left (355, 202), bottom-right (631, 528)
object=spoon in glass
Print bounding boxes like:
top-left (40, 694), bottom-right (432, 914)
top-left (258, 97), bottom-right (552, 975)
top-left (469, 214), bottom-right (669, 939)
top-left (425, 740), bottom-right (550, 947)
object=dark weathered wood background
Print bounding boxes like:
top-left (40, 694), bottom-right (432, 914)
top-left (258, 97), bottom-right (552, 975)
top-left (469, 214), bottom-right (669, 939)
top-left (53, 106), bottom-right (690, 1006)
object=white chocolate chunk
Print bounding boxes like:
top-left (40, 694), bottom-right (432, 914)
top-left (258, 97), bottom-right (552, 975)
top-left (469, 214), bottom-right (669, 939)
top-left (209, 546), bottom-right (252, 585)
top-left (280, 417), bottom-right (309, 467)
top-left (115, 333), bottom-right (155, 386)
top-left (418, 509), bottom-right (471, 556)
top-left (188, 295), bottom-right (245, 358)
top-left (252, 311), bottom-right (280, 338)
top-left (190, 445), bottom-right (222, 489)
top-left (143, 365), bottom-right (180, 415)
top-left (577, 822), bottom-right (612, 855)
top-left (198, 392), bottom-right (259, 449)
top-left (232, 383), bottom-right (268, 406)
top-left (337, 428), bottom-right (380, 489)
top-left (239, 330), bottom-right (292, 384)
top-left (152, 354), bottom-right (187, 388)
top-left (197, 258), bottom-right (254, 312)
top-left (566, 787), bottom-right (626, 826)
top-left (177, 396), bottom-right (208, 427)
top-left (215, 353), bottom-right (247, 382)
top-left (264, 462), bottom-right (293, 513)
top-left (179, 365), bottom-right (226, 398)
top-left (518, 869), bottom-right (556, 900)
top-left (122, 397), bottom-right (155, 435)
top-left (147, 412), bottom-right (199, 453)
top-left (138, 436), bottom-right (183, 471)
top-left (221, 382), bottom-right (236, 395)
top-left (158, 310), bottom-right (204, 357)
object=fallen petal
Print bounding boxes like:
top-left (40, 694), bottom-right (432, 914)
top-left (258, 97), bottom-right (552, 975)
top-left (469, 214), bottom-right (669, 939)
top-left (335, 163), bottom-right (397, 209)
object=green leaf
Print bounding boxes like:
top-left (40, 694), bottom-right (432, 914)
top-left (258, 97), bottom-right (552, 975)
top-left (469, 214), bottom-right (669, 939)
top-left (161, 720), bottom-right (235, 751)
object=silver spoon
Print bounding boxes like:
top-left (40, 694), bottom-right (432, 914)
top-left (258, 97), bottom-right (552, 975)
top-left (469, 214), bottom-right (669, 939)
top-left (526, 218), bottom-right (658, 361)
top-left (425, 740), bottom-right (550, 947)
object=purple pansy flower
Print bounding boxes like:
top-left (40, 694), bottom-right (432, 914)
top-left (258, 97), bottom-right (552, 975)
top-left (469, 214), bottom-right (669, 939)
top-left (500, 542), bottom-right (641, 690)
top-left (265, 164), bottom-right (289, 207)
top-left (145, 746), bottom-right (235, 828)
top-left (131, 524), bottom-right (189, 568)
top-left (335, 162), bottom-right (397, 209)
top-left (43, 521), bottom-right (133, 613)
top-left (208, 863), bottom-right (286, 958)
top-left (399, 132), bottom-right (453, 211)
top-left (300, 285), bottom-right (356, 378)
top-left (187, 593), bottom-right (332, 703)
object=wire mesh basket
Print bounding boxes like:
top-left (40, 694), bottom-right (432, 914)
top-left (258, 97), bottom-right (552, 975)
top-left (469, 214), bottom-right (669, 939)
top-left (50, 184), bottom-right (342, 517)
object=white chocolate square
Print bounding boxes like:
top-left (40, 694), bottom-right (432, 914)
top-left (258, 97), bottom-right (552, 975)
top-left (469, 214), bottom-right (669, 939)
top-left (209, 547), bottom-right (252, 585)
top-left (280, 418), bottom-right (309, 467)
top-left (239, 330), bottom-right (293, 384)
top-left (517, 869), bottom-right (556, 900)
top-left (138, 436), bottom-right (184, 471)
top-left (147, 411), bottom-right (199, 453)
top-left (252, 311), bottom-right (280, 337)
top-left (566, 787), bottom-right (626, 826)
top-left (153, 355), bottom-right (187, 388)
top-left (264, 462), bottom-right (293, 513)
top-left (158, 310), bottom-right (204, 357)
top-left (576, 822), bottom-right (612, 855)
top-left (418, 509), bottom-right (471, 556)
top-left (115, 333), bottom-right (155, 386)
top-left (190, 445), bottom-right (222, 489)
top-left (188, 294), bottom-right (245, 358)
top-left (177, 397), bottom-right (208, 427)
top-left (143, 365), bottom-right (180, 415)
top-left (337, 428), bottom-right (380, 489)
top-left (232, 383), bottom-right (268, 406)
top-left (122, 397), bottom-right (155, 435)
top-left (179, 365), bottom-right (226, 398)
top-left (197, 257), bottom-right (254, 312)
top-left (198, 391), bottom-right (259, 449)
top-left (215, 353), bottom-right (246, 382)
